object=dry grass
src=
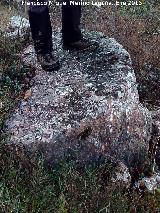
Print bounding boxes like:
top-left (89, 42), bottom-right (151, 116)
top-left (0, 4), bottom-right (17, 31)
top-left (1, 143), bottom-right (160, 212)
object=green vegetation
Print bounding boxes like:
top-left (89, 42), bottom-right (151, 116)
top-left (0, 34), bottom-right (34, 129)
top-left (119, 1), bottom-right (151, 17)
top-left (1, 145), bottom-right (160, 212)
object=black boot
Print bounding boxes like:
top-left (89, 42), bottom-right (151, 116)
top-left (37, 51), bottom-right (60, 72)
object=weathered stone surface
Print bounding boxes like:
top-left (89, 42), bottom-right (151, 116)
top-left (5, 31), bottom-right (152, 169)
top-left (5, 15), bottom-right (30, 38)
top-left (111, 162), bottom-right (131, 189)
top-left (136, 173), bottom-right (160, 193)
top-left (151, 110), bottom-right (160, 169)
top-left (152, 110), bottom-right (160, 131)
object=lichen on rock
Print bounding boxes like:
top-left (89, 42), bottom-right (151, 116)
top-left (5, 15), bottom-right (30, 38)
top-left (4, 31), bottom-right (152, 171)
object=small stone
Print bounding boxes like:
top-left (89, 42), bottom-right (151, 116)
top-left (156, 175), bottom-right (160, 184)
top-left (142, 177), bottom-right (157, 192)
top-left (24, 89), bottom-right (32, 100)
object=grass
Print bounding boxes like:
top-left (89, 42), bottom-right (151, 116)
top-left (1, 143), bottom-right (160, 212)
top-left (0, 1), bottom-right (160, 212)
top-left (0, 34), bottom-right (35, 129)
top-left (0, 3), bottom-right (17, 31)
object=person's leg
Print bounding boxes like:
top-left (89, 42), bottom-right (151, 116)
top-left (62, 0), bottom-right (82, 44)
top-left (28, 3), bottom-right (53, 54)
top-left (28, 1), bottom-right (60, 71)
top-left (62, 0), bottom-right (98, 51)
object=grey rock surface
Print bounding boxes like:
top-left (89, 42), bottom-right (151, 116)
top-left (5, 31), bottom-right (152, 168)
top-left (151, 110), bottom-right (160, 169)
top-left (5, 15), bottom-right (30, 38)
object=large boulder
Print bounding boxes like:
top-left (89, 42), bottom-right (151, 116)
top-left (4, 31), bottom-right (152, 169)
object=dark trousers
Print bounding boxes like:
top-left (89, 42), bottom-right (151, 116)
top-left (28, 1), bottom-right (82, 54)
